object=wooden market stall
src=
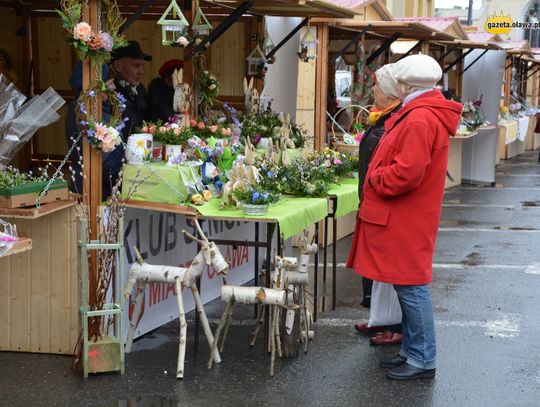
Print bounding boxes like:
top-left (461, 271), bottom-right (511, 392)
top-left (0, 0), bottom-right (358, 368)
top-left (496, 40), bottom-right (533, 161)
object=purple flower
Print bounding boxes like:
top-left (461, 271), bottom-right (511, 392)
top-left (252, 191), bottom-right (260, 202)
top-left (78, 103), bottom-right (87, 114)
top-left (100, 32), bottom-right (114, 52)
top-left (88, 90), bottom-right (95, 97)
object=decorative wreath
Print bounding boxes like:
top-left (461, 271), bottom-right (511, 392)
top-left (75, 80), bottom-right (127, 152)
top-left (56, 0), bottom-right (127, 64)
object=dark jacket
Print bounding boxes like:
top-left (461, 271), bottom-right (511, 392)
top-left (357, 104), bottom-right (401, 198)
top-left (146, 77), bottom-right (175, 122)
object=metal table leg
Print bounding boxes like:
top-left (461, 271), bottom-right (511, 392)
top-left (263, 223), bottom-right (274, 356)
top-left (332, 210), bottom-right (338, 311)
top-left (313, 221), bottom-right (320, 322)
top-left (254, 223), bottom-right (259, 319)
top-left (323, 216), bottom-right (328, 311)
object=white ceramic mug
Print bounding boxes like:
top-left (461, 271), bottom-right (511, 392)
top-left (165, 144), bottom-right (183, 165)
top-left (126, 134), bottom-right (153, 165)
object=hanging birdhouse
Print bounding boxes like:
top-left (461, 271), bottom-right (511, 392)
top-left (158, 0), bottom-right (190, 46)
top-left (298, 28), bottom-right (318, 62)
top-left (263, 29), bottom-right (276, 64)
top-left (246, 45), bottom-right (267, 76)
top-left (192, 7), bottom-right (213, 37)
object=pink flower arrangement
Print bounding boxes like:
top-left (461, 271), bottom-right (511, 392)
top-left (209, 125), bottom-right (218, 133)
top-left (73, 22), bottom-right (92, 41)
top-left (197, 122), bottom-right (206, 130)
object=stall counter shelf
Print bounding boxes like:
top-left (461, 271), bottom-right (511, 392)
top-left (0, 199), bottom-right (79, 355)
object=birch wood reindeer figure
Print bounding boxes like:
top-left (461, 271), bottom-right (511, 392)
top-left (172, 68), bottom-right (192, 127)
top-left (209, 284), bottom-right (287, 377)
top-left (124, 219), bottom-right (229, 379)
top-left (244, 77), bottom-right (260, 115)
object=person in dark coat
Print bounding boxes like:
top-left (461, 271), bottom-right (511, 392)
top-left (146, 59), bottom-right (184, 122)
top-left (350, 66), bottom-right (403, 346)
top-left (108, 40), bottom-right (152, 193)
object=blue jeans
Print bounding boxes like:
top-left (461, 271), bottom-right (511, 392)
top-left (393, 284), bottom-right (436, 369)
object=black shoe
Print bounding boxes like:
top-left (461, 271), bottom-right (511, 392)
top-left (361, 296), bottom-right (371, 308)
top-left (386, 363), bottom-right (436, 380)
top-left (380, 354), bottom-right (407, 368)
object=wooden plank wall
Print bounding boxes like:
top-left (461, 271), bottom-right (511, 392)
top-left (0, 206), bottom-right (79, 354)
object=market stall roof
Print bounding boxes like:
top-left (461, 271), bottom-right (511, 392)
top-left (311, 0), bottom-right (392, 22)
top-left (395, 16), bottom-right (468, 40)
top-left (328, 21), bottom-right (457, 41)
top-left (496, 40), bottom-right (533, 56)
top-left (438, 39), bottom-right (502, 50)
top-left (4, 0), bottom-right (356, 17)
top-left (465, 30), bottom-right (503, 43)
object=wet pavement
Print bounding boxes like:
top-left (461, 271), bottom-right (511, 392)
top-left (2, 152), bottom-right (540, 406)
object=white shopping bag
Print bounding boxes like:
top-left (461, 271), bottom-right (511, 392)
top-left (368, 281), bottom-right (402, 327)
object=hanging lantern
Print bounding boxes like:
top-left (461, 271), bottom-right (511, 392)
top-left (158, 0), bottom-right (190, 47)
top-left (298, 27), bottom-right (318, 63)
top-left (246, 45), bottom-right (267, 76)
top-left (263, 28), bottom-right (276, 64)
top-left (259, 85), bottom-right (272, 112)
top-left (192, 6), bottom-right (213, 37)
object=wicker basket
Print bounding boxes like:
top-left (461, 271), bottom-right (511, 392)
top-left (242, 203), bottom-right (269, 216)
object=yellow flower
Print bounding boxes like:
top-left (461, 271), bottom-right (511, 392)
top-left (136, 140), bottom-right (145, 149)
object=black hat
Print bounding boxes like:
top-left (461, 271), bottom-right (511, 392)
top-left (112, 40), bottom-right (152, 62)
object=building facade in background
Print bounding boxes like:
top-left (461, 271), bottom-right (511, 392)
top-left (384, 0), bottom-right (434, 18)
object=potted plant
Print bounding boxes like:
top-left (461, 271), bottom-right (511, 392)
top-left (160, 125), bottom-right (194, 164)
top-left (234, 188), bottom-right (279, 216)
top-left (0, 165), bottom-right (68, 208)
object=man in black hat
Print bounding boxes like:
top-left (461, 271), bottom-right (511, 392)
top-left (105, 41), bottom-right (152, 193)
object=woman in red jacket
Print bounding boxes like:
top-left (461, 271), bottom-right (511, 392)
top-left (348, 54), bottom-right (462, 380)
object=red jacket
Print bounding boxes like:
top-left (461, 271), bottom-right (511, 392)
top-left (347, 90), bottom-right (462, 285)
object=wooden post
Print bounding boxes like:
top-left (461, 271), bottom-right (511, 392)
top-left (82, 0), bottom-right (102, 314)
top-left (531, 68), bottom-right (538, 108)
top-left (504, 57), bottom-right (511, 107)
top-left (314, 23), bottom-right (329, 150)
top-left (421, 40), bottom-right (430, 56)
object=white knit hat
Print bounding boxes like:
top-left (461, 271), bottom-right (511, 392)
top-left (391, 54), bottom-right (442, 96)
top-left (375, 64), bottom-right (400, 99)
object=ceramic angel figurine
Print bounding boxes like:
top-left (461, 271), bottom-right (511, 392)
top-left (244, 77), bottom-right (260, 115)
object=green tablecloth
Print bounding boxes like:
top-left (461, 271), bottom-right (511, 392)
top-left (194, 195), bottom-right (328, 240)
top-left (327, 178), bottom-right (359, 218)
top-left (122, 162), bottom-right (195, 205)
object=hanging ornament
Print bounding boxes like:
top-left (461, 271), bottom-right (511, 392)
top-left (192, 6), bottom-right (213, 37)
top-left (263, 26), bottom-right (276, 64)
top-left (246, 44), bottom-right (267, 77)
top-left (158, 0), bottom-right (190, 47)
top-left (298, 26), bottom-right (318, 63)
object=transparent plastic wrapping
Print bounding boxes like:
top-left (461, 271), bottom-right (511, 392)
top-left (0, 75), bottom-right (65, 166)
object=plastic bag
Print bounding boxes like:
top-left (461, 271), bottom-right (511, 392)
top-left (368, 281), bottom-right (402, 327)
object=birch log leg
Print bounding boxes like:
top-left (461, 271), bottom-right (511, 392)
top-left (250, 304), bottom-right (265, 347)
top-left (125, 281), bottom-right (147, 353)
top-left (275, 306), bottom-right (282, 358)
top-left (270, 305), bottom-right (278, 377)
top-left (208, 300), bottom-right (233, 369)
top-left (302, 287), bottom-right (308, 354)
top-left (191, 286), bottom-right (221, 364)
top-left (219, 302), bottom-right (235, 353)
top-left (175, 278), bottom-right (187, 379)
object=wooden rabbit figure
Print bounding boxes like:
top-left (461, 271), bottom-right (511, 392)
top-left (243, 137), bottom-right (260, 185)
top-left (172, 68), bottom-right (192, 126)
top-left (244, 77), bottom-right (260, 115)
top-left (279, 113), bottom-right (296, 150)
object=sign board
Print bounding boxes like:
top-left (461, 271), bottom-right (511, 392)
top-left (123, 208), bottom-right (256, 339)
